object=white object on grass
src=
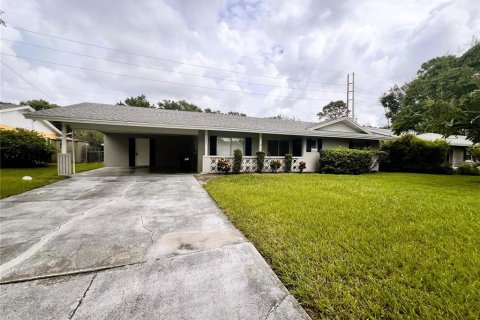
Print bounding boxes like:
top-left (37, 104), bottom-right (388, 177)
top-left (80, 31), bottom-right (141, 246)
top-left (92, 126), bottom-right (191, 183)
top-left (22, 176), bottom-right (32, 181)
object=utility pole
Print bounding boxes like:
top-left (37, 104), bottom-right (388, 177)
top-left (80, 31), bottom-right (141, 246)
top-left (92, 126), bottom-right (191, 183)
top-left (346, 72), bottom-right (355, 121)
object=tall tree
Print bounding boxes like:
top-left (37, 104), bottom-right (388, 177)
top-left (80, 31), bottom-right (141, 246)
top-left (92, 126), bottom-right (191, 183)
top-left (20, 99), bottom-right (59, 111)
top-left (158, 99), bottom-right (202, 112)
top-left (390, 42), bottom-right (480, 142)
top-left (317, 100), bottom-right (348, 121)
top-left (117, 94), bottom-right (154, 108)
top-left (379, 85), bottom-right (405, 125)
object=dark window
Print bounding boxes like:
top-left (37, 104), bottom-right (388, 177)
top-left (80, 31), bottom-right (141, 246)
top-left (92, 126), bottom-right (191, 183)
top-left (267, 140), bottom-right (289, 156)
top-left (317, 139), bottom-right (323, 151)
top-left (349, 140), bottom-right (372, 149)
top-left (209, 136), bottom-right (217, 155)
top-left (292, 138), bottom-right (302, 156)
top-left (306, 139), bottom-right (316, 152)
top-left (245, 137), bottom-right (252, 156)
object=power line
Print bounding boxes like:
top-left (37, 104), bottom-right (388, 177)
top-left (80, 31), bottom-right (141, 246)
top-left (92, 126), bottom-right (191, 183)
top-left (2, 53), bottom-right (339, 102)
top-left (1, 61), bottom-right (52, 99)
top-left (4, 10), bottom-right (345, 75)
top-left (7, 25), bottom-right (345, 86)
top-left (0, 38), bottom-right (346, 95)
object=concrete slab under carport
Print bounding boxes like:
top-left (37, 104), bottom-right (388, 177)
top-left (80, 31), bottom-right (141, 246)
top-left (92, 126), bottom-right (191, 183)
top-left (0, 167), bottom-right (310, 319)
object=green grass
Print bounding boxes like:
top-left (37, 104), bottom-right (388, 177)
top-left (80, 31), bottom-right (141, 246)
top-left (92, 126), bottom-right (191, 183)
top-left (0, 163), bottom-right (103, 199)
top-left (205, 173), bottom-right (480, 319)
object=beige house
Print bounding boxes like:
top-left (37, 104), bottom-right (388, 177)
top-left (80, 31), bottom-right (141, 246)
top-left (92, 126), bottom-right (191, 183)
top-left (0, 103), bottom-right (60, 139)
top-left (26, 103), bottom-right (388, 175)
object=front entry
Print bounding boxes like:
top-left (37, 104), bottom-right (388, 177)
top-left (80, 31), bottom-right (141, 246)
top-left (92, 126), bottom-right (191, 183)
top-left (135, 138), bottom-right (150, 167)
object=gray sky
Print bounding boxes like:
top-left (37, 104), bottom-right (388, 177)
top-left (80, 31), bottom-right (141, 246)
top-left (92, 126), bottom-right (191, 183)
top-left (1, 0), bottom-right (479, 126)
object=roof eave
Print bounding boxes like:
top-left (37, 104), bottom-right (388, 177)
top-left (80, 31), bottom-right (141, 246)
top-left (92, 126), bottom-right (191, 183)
top-left (25, 114), bottom-right (389, 140)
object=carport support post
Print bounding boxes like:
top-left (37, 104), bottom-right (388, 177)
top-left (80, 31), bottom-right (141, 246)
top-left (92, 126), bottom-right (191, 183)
top-left (259, 133), bottom-right (263, 151)
top-left (71, 128), bottom-right (76, 174)
top-left (58, 123), bottom-right (72, 176)
top-left (204, 130), bottom-right (208, 155)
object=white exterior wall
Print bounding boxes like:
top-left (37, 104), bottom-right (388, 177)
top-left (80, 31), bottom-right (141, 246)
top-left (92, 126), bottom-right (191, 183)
top-left (320, 122), bottom-right (359, 133)
top-left (0, 109), bottom-right (58, 137)
top-left (104, 133), bottom-right (130, 167)
top-left (322, 138), bottom-right (350, 149)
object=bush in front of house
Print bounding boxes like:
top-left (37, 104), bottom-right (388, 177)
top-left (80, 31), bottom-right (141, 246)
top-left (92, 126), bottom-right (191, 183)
top-left (0, 128), bottom-right (56, 168)
top-left (270, 159), bottom-right (281, 172)
top-left (284, 154), bottom-right (292, 173)
top-left (233, 149), bottom-right (242, 174)
top-left (319, 148), bottom-right (379, 174)
top-left (298, 161), bottom-right (306, 173)
top-left (455, 163), bottom-right (480, 175)
top-left (380, 134), bottom-right (450, 174)
top-left (217, 158), bottom-right (231, 173)
top-left (469, 145), bottom-right (480, 164)
top-left (256, 151), bottom-right (265, 173)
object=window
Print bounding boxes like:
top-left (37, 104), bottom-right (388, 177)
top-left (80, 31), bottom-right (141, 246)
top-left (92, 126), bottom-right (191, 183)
top-left (217, 137), bottom-right (245, 156)
top-left (267, 140), bottom-right (289, 156)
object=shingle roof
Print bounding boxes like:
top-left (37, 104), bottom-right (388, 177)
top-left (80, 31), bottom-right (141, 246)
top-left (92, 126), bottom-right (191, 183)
top-left (29, 102), bottom-right (318, 131)
top-left (0, 103), bottom-right (28, 110)
top-left (27, 102), bottom-right (387, 139)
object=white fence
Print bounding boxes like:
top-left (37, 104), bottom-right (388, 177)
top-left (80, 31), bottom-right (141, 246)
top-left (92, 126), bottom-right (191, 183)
top-left (203, 156), bottom-right (306, 173)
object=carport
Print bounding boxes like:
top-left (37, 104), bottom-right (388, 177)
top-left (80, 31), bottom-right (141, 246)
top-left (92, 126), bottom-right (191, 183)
top-left (61, 122), bottom-right (201, 174)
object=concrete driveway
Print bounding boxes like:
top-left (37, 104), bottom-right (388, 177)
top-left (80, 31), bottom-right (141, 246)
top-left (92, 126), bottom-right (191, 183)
top-left (0, 168), bottom-right (309, 319)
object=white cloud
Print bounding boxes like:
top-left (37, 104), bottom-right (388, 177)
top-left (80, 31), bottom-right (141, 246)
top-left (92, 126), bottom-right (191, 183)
top-left (0, 0), bottom-right (478, 126)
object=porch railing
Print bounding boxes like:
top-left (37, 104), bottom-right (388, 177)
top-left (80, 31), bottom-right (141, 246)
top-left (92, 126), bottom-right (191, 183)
top-left (203, 156), bottom-right (305, 173)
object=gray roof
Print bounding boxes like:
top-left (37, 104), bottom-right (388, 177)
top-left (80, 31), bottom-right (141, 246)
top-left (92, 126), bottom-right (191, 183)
top-left (0, 103), bottom-right (26, 110)
top-left (27, 102), bottom-right (388, 140)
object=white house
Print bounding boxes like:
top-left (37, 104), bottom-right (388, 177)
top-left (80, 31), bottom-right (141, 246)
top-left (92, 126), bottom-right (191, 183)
top-left (26, 103), bottom-right (389, 175)
top-left (0, 103), bottom-right (60, 139)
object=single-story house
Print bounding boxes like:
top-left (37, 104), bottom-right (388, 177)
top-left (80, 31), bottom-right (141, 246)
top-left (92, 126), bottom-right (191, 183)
top-left (25, 102), bottom-right (389, 175)
top-left (368, 128), bottom-right (475, 166)
top-left (0, 103), bottom-right (60, 140)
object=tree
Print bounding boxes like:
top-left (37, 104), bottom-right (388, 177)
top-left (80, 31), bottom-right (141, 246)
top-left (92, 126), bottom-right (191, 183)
top-left (266, 114), bottom-right (297, 121)
top-left (379, 85), bottom-right (405, 125)
top-left (390, 42), bottom-right (480, 143)
top-left (117, 94), bottom-right (154, 108)
top-left (157, 99), bottom-right (202, 112)
top-left (317, 100), bottom-right (348, 121)
top-left (20, 99), bottom-right (59, 111)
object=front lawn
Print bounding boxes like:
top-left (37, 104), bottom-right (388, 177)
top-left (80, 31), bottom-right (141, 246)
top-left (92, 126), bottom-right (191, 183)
top-left (0, 163), bottom-right (103, 199)
top-left (205, 173), bottom-right (480, 319)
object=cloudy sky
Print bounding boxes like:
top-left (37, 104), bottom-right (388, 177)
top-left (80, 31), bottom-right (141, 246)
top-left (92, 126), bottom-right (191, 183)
top-left (1, 0), bottom-right (478, 126)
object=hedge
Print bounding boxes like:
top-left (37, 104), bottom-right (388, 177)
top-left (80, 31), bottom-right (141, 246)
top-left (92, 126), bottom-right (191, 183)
top-left (256, 151), bottom-right (265, 173)
top-left (0, 128), bottom-right (56, 168)
top-left (233, 149), bottom-right (242, 174)
top-left (380, 134), bottom-right (450, 173)
top-left (319, 148), bottom-right (380, 174)
top-left (284, 154), bottom-right (292, 173)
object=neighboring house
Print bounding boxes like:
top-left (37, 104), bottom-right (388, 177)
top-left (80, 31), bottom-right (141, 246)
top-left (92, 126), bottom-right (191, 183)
top-left (26, 103), bottom-right (387, 174)
top-left (368, 128), bottom-right (475, 166)
top-left (0, 103), bottom-right (60, 139)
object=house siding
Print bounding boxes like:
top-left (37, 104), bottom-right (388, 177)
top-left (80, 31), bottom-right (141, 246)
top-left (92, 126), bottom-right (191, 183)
top-left (104, 133), bottom-right (130, 167)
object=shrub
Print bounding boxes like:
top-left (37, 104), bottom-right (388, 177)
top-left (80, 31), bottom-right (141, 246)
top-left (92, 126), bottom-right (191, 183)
top-left (455, 163), bottom-right (479, 175)
top-left (284, 154), bottom-right (292, 173)
top-left (469, 145), bottom-right (480, 163)
top-left (319, 148), bottom-right (380, 174)
top-left (380, 134), bottom-right (450, 173)
top-left (233, 149), bottom-right (242, 174)
top-left (256, 151), bottom-right (265, 173)
top-left (298, 161), bottom-right (306, 173)
top-left (0, 128), bottom-right (56, 168)
top-left (217, 158), bottom-right (231, 173)
top-left (270, 159), bottom-right (281, 172)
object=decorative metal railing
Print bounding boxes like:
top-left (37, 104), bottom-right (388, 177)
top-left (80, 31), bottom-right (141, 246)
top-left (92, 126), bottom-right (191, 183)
top-left (204, 156), bottom-right (305, 173)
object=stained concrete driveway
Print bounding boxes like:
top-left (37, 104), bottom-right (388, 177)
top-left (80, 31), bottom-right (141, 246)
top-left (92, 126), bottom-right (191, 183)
top-left (0, 168), bottom-right (309, 319)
